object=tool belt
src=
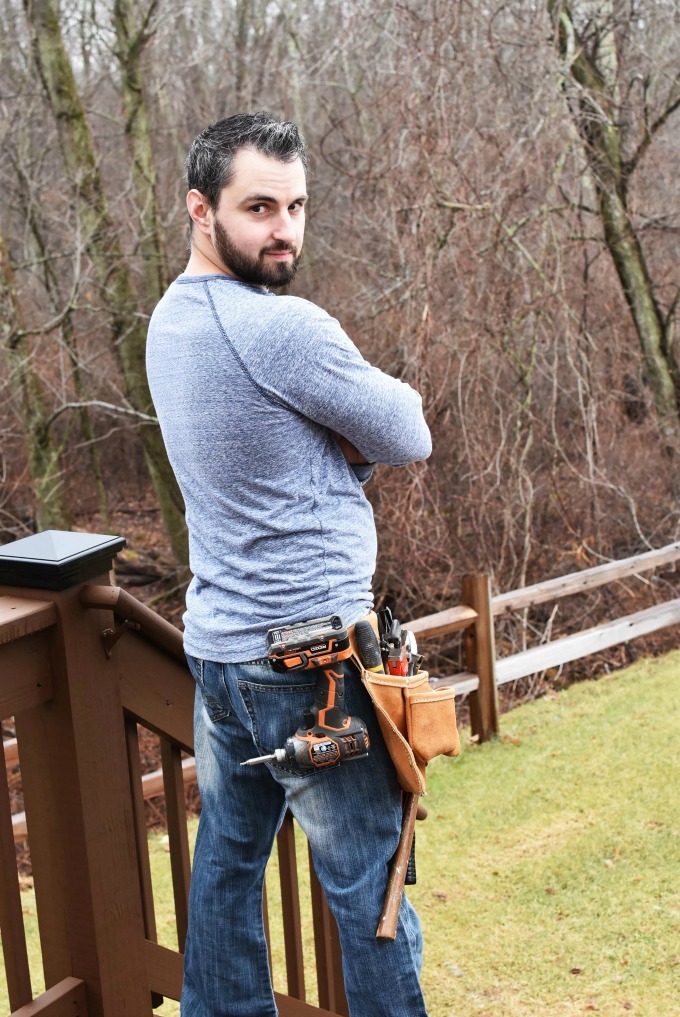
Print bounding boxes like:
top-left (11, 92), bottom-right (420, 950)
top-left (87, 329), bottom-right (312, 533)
top-left (349, 614), bottom-right (460, 795)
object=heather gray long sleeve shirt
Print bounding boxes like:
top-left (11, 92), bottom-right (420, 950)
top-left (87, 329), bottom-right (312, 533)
top-left (146, 274), bottom-right (431, 661)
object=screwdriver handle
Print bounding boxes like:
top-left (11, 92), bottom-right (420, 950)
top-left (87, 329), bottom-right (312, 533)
top-left (354, 619), bottom-right (385, 672)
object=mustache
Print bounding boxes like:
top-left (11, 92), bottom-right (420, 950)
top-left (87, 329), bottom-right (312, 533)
top-left (262, 242), bottom-right (297, 255)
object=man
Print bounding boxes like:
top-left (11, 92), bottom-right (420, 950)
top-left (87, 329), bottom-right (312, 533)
top-left (146, 112), bottom-right (431, 1017)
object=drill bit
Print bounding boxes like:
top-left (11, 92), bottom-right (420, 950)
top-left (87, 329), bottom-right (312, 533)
top-left (241, 752), bottom-right (277, 767)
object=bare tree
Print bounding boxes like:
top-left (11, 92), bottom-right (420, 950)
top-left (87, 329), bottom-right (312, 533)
top-left (548, 0), bottom-right (680, 482)
top-left (0, 226), bottom-right (70, 530)
top-left (112, 0), bottom-right (168, 308)
top-left (23, 0), bottom-right (188, 563)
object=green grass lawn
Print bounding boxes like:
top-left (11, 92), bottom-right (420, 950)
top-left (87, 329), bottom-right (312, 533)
top-left (4, 651), bottom-right (679, 1016)
top-left (407, 652), bottom-right (680, 1016)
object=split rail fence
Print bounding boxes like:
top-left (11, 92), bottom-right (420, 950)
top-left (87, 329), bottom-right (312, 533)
top-left (408, 541), bottom-right (680, 742)
top-left (1, 532), bottom-right (679, 1015)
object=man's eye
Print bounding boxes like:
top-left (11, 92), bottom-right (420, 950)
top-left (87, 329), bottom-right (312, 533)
top-left (290, 202), bottom-right (305, 213)
top-left (250, 204), bottom-right (267, 214)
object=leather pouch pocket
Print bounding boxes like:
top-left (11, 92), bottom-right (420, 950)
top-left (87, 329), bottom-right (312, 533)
top-left (359, 667), bottom-right (460, 795)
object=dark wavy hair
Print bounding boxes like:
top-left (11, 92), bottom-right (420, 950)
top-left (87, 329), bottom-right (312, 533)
top-left (185, 112), bottom-right (308, 210)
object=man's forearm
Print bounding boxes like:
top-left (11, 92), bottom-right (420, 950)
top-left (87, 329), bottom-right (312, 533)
top-left (327, 378), bottom-right (431, 467)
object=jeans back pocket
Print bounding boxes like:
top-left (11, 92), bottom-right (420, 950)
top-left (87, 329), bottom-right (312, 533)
top-left (186, 654), bottom-right (233, 722)
top-left (237, 665), bottom-right (318, 777)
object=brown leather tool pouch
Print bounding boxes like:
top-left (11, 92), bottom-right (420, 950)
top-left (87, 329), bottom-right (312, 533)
top-left (358, 667), bottom-right (460, 795)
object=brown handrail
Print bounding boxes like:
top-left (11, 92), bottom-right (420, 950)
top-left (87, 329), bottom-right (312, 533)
top-left (0, 597), bottom-right (57, 646)
top-left (1, 553), bottom-right (349, 1016)
top-left (79, 584), bottom-right (185, 662)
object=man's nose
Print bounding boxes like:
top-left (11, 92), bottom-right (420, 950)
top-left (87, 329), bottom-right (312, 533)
top-left (271, 211), bottom-right (298, 244)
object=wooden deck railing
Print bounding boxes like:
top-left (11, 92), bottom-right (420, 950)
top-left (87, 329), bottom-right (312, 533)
top-left (0, 531), bottom-right (346, 1017)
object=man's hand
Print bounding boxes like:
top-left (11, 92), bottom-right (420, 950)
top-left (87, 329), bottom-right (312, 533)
top-left (332, 431), bottom-right (370, 465)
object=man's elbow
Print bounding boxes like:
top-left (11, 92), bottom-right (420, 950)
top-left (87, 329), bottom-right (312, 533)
top-left (355, 390), bottom-right (432, 465)
top-left (405, 427), bottom-right (432, 464)
top-left (403, 393), bottom-right (432, 463)
top-left (384, 422), bottom-right (432, 466)
top-left (417, 429), bottom-right (433, 462)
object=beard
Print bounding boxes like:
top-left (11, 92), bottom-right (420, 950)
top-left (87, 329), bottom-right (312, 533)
top-left (213, 219), bottom-right (301, 288)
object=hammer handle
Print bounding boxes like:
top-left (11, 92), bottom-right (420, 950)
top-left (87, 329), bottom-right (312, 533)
top-left (376, 792), bottom-right (419, 940)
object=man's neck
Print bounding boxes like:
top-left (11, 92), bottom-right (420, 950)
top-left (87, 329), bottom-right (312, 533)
top-left (184, 244), bottom-right (231, 277)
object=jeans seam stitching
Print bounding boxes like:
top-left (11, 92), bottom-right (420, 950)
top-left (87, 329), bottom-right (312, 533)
top-left (238, 681), bottom-right (316, 694)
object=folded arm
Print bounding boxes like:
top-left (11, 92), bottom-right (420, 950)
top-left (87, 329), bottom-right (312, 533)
top-left (262, 305), bottom-right (432, 467)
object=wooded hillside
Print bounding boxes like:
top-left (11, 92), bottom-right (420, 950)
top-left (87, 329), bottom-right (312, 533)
top-left (2, 0), bottom-right (679, 660)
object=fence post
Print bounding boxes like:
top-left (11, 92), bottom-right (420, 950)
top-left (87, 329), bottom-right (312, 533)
top-left (461, 573), bottom-right (499, 742)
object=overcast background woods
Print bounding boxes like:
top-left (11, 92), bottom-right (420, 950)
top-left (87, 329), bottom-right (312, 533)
top-left (1, 0), bottom-right (679, 657)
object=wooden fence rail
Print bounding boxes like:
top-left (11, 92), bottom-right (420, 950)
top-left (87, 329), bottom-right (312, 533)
top-left (413, 541), bottom-right (680, 742)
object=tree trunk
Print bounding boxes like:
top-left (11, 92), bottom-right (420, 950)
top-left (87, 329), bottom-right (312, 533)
top-left (112, 0), bottom-right (168, 309)
top-left (19, 183), bottom-right (111, 528)
top-left (23, 0), bottom-right (188, 563)
top-left (599, 186), bottom-right (680, 451)
top-left (548, 0), bottom-right (680, 472)
top-left (0, 229), bottom-right (71, 531)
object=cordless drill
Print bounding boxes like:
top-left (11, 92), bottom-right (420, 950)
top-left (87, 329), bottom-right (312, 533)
top-left (241, 615), bottom-right (370, 770)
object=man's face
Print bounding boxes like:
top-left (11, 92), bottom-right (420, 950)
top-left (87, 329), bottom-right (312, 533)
top-left (209, 148), bottom-right (307, 287)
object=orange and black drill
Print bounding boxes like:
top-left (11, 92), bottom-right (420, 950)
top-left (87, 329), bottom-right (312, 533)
top-left (241, 615), bottom-right (370, 770)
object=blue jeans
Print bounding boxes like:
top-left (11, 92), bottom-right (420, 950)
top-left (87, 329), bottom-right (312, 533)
top-left (181, 654), bottom-right (428, 1017)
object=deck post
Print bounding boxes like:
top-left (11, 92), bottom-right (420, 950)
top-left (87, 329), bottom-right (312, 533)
top-left (0, 530), bottom-right (152, 1016)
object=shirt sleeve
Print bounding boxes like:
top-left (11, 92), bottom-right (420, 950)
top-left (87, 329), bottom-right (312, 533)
top-left (248, 299), bottom-right (432, 466)
top-left (351, 463), bottom-right (375, 485)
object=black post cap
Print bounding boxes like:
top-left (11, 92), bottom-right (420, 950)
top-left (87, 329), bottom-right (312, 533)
top-left (0, 530), bottom-right (126, 591)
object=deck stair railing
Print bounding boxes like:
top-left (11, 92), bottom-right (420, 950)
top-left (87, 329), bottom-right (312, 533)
top-left (0, 530), bottom-right (347, 1017)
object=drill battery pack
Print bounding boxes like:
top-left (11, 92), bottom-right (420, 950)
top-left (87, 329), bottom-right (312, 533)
top-left (266, 615), bottom-right (352, 672)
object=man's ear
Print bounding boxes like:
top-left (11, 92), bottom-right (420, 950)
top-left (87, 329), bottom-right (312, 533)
top-left (186, 190), bottom-right (213, 235)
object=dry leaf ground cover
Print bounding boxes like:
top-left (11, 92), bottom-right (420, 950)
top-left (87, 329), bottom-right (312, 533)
top-left (5, 651), bottom-right (678, 1016)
